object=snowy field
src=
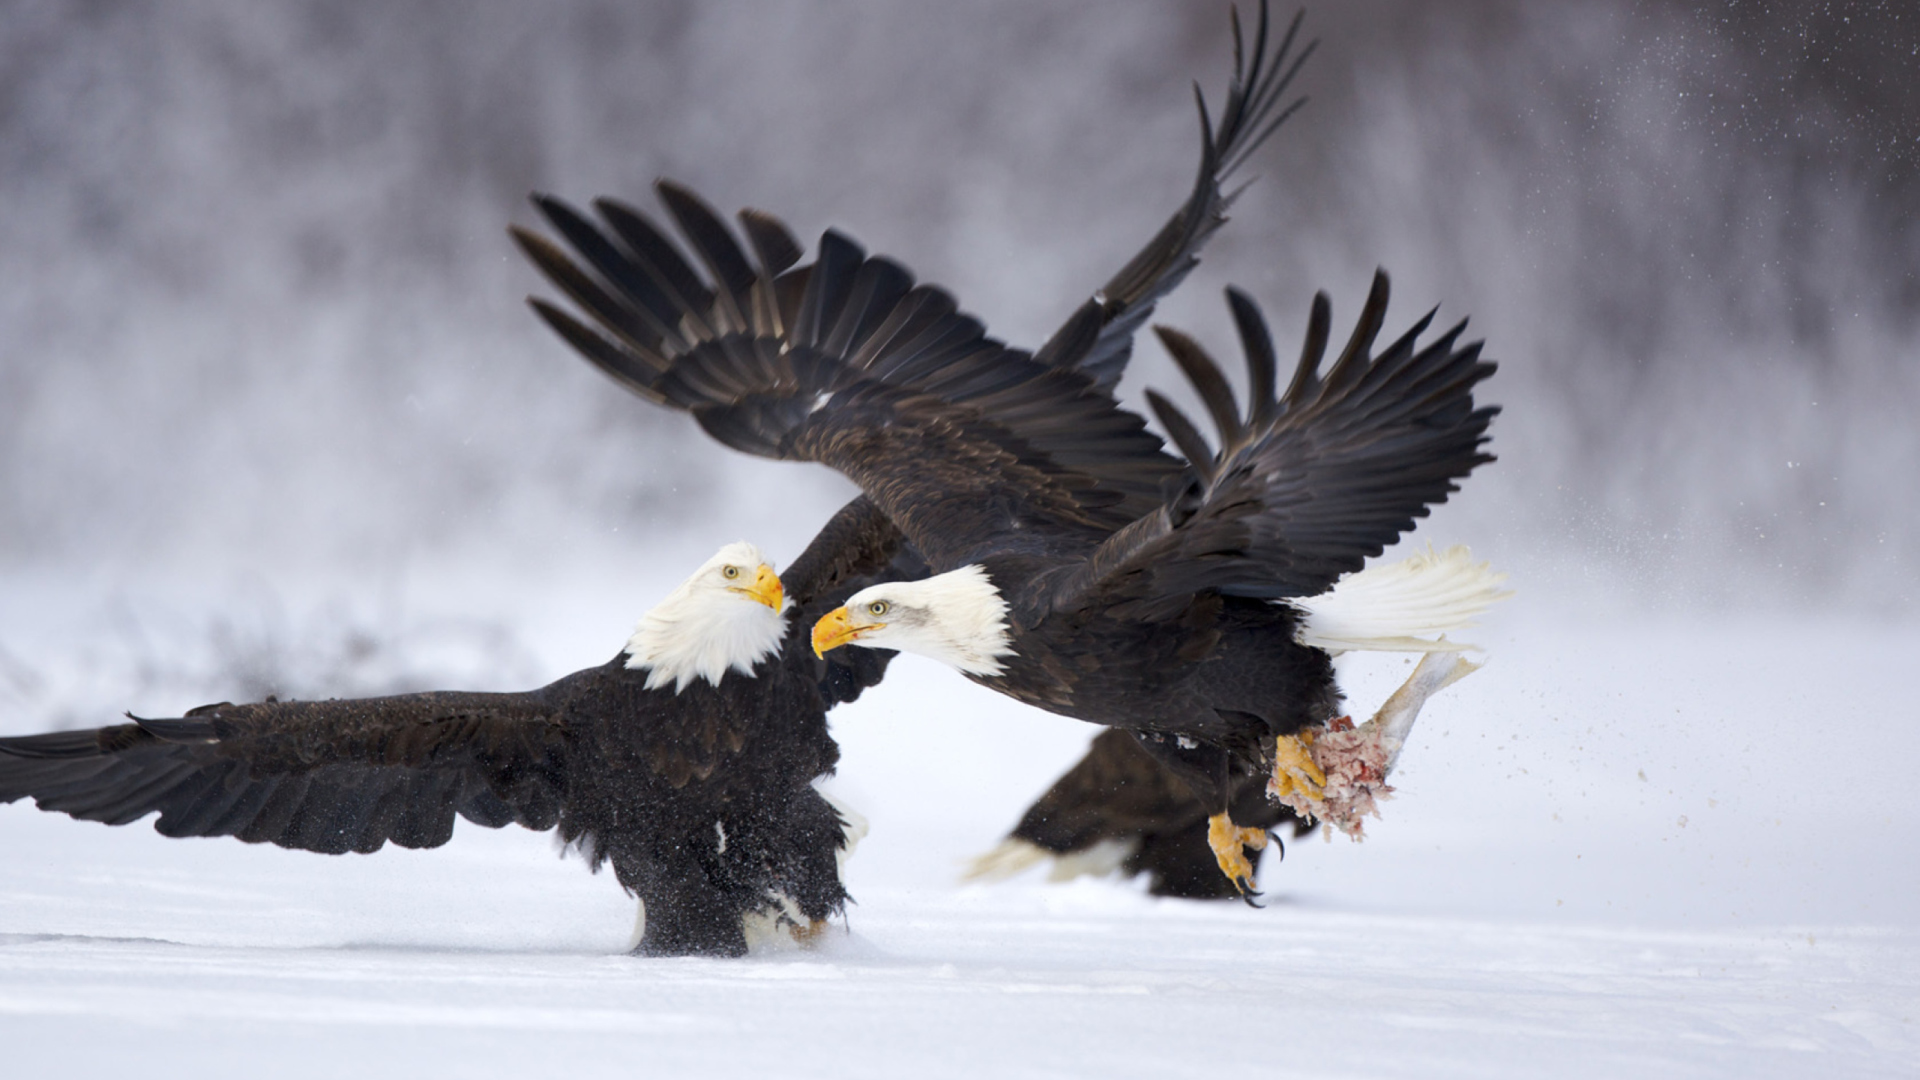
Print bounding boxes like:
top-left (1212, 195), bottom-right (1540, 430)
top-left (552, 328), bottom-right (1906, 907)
top-left (4, 572), bottom-right (1916, 1079)
top-left (5, 2), bottom-right (1915, 1076)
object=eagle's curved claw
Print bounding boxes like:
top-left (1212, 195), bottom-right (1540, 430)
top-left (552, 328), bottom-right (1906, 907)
top-left (1207, 812), bottom-right (1269, 900)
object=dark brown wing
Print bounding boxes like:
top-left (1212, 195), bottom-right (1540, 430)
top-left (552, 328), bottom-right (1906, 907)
top-left (1006, 729), bottom-right (1210, 853)
top-left (778, 495), bottom-right (926, 706)
top-left (514, 184), bottom-right (1173, 570)
top-left (0, 688), bottom-right (569, 854)
top-left (780, 495), bottom-right (914, 619)
top-left (997, 729), bottom-right (1312, 899)
top-left (1058, 274), bottom-right (1498, 616)
top-left (1036, 2), bottom-right (1315, 392)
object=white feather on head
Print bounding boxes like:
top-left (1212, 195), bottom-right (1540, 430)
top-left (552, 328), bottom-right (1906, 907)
top-left (625, 541), bottom-right (790, 692)
top-left (836, 565), bottom-right (1014, 676)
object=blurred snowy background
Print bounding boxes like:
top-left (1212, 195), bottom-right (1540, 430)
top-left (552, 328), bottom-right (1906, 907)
top-left (1, 2), bottom-right (1915, 1076)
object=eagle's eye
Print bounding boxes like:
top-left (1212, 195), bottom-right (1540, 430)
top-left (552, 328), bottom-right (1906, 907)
top-left (722, 565), bottom-right (741, 580)
top-left (867, 600), bottom-right (889, 618)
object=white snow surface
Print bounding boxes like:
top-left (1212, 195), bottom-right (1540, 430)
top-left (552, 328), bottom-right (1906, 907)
top-left (2, 565), bottom-right (1916, 1079)
top-left (3, 4), bottom-right (1913, 1072)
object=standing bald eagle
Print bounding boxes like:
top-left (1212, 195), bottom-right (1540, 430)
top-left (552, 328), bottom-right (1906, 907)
top-left (0, 502), bottom-right (909, 957)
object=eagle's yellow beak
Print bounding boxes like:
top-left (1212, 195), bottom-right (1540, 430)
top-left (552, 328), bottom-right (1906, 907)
top-left (730, 564), bottom-right (785, 611)
top-left (812, 606), bottom-right (880, 658)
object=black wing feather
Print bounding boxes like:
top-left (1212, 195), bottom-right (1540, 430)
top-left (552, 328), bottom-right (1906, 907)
top-left (0, 693), bottom-right (570, 856)
top-left (738, 208), bottom-right (805, 281)
top-left (778, 495), bottom-right (927, 707)
top-left (1145, 388), bottom-right (1219, 486)
top-left (523, 196), bottom-right (686, 354)
top-left (518, 11), bottom-right (1324, 561)
top-left (1035, 1), bottom-right (1316, 393)
top-left (520, 182), bottom-right (1174, 569)
top-left (655, 180), bottom-right (759, 334)
top-left (1064, 275), bottom-right (1498, 609)
top-left (592, 196), bottom-right (716, 339)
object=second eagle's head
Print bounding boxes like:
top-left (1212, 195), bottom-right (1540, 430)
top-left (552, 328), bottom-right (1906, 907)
top-left (812, 565), bottom-right (1013, 677)
top-left (625, 541), bottom-right (788, 692)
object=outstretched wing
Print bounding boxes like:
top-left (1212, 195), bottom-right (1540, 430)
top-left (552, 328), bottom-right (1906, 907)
top-left (510, 7), bottom-right (1318, 571)
top-left (1035, 2), bottom-right (1315, 392)
top-left (1061, 273), bottom-right (1499, 616)
top-left (514, 183), bottom-right (1172, 570)
top-left (0, 689), bottom-right (570, 854)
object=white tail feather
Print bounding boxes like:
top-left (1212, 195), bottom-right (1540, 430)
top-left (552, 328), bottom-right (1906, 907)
top-left (960, 836), bottom-right (1138, 884)
top-left (1295, 545), bottom-right (1512, 654)
top-left (961, 838), bottom-right (1050, 882)
top-left (1040, 837), bottom-right (1138, 882)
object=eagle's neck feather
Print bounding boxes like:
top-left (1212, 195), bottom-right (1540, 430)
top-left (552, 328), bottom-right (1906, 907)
top-left (624, 584), bottom-right (787, 693)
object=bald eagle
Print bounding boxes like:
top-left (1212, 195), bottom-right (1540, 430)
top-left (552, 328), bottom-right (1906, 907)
top-left (806, 287), bottom-right (1503, 896)
top-left (965, 728), bottom-right (1317, 899)
top-left (513, 4), bottom-right (1502, 899)
top-left (0, 504), bottom-right (910, 957)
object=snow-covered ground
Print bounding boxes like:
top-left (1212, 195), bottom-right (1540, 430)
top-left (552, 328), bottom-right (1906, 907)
top-left (3, 570), bottom-right (1916, 1078)
top-left (3, 5), bottom-right (1914, 1073)
top-left (4, 871), bottom-right (1912, 1080)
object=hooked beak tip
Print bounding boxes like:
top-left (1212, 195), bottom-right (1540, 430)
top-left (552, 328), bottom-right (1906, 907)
top-left (751, 565), bottom-right (785, 611)
top-left (812, 607), bottom-right (860, 658)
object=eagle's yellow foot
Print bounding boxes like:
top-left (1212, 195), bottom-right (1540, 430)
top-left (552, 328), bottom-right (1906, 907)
top-left (1206, 812), bottom-right (1269, 903)
top-left (1266, 731), bottom-right (1327, 813)
top-left (789, 919), bottom-right (832, 948)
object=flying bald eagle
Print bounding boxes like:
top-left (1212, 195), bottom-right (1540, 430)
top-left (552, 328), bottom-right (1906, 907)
top-left (0, 506), bottom-right (910, 957)
top-left (513, 4), bottom-right (1501, 899)
top-left (805, 290), bottom-right (1504, 897)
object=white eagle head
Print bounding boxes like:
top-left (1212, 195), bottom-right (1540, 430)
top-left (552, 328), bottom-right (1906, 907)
top-left (625, 541), bottom-right (790, 692)
top-left (811, 565), bottom-right (1013, 677)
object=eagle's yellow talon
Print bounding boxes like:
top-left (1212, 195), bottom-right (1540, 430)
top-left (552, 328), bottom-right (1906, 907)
top-left (789, 919), bottom-right (831, 948)
top-left (1268, 732), bottom-right (1326, 810)
top-left (1206, 812), bottom-right (1268, 894)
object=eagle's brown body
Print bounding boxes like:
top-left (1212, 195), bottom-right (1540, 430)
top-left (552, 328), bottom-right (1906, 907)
top-left (981, 576), bottom-right (1338, 743)
top-left (975, 576), bottom-right (1340, 799)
